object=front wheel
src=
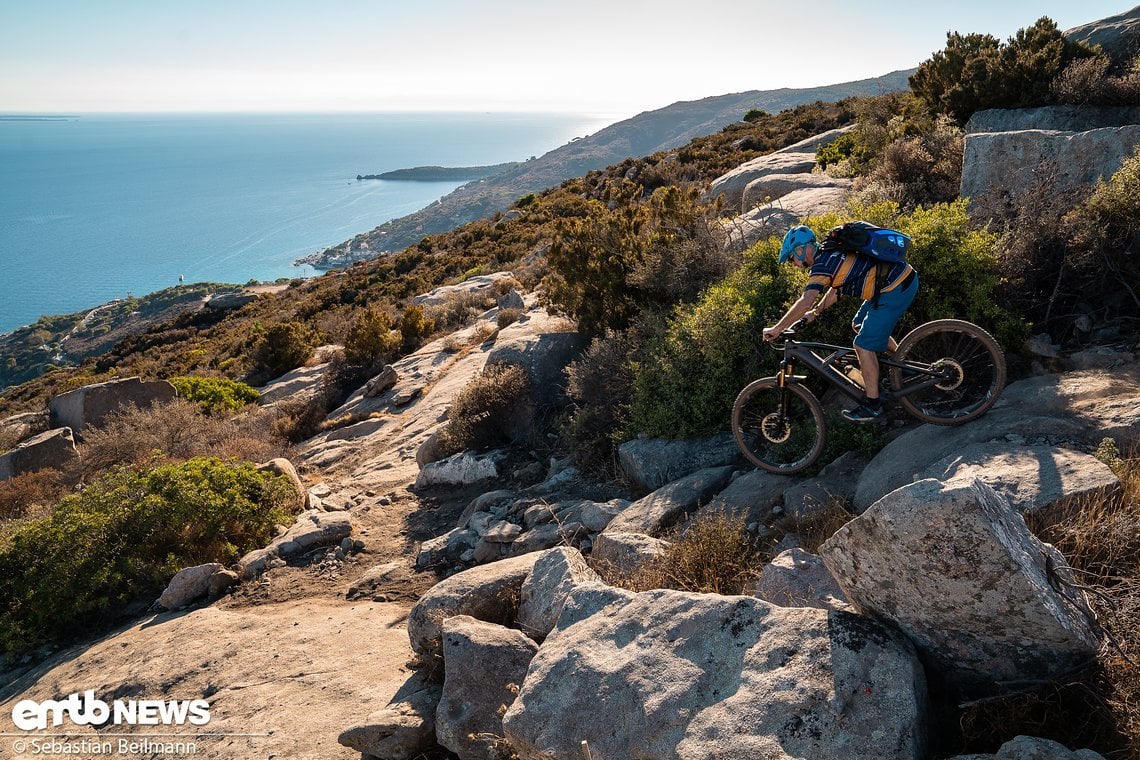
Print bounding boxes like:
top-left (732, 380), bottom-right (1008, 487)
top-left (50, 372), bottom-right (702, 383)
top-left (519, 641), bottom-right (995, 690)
top-left (732, 378), bottom-right (826, 474)
top-left (889, 319), bottom-right (1006, 425)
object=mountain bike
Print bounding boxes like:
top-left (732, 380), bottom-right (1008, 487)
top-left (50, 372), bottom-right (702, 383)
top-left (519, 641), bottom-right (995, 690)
top-left (731, 318), bottom-right (1007, 474)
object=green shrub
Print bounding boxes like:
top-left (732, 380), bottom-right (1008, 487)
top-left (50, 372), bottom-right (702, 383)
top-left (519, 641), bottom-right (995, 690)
top-left (343, 308), bottom-right (399, 367)
top-left (251, 321), bottom-right (316, 378)
top-left (544, 182), bottom-right (728, 338)
top-left (626, 201), bottom-right (1025, 440)
top-left (564, 330), bottom-right (638, 474)
top-left (628, 241), bottom-right (804, 438)
top-left (1061, 147), bottom-right (1140, 326)
top-left (399, 305), bottom-right (435, 352)
top-left (910, 17), bottom-right (1095, 123)
top-left (0, 457), bottom-right (298, 653)
top-left (438, 363), bottom-right (531, 454)
top-left (816, 132), bottom-right (859, 169)
top-left (170, 375), bottom-right (259, 414)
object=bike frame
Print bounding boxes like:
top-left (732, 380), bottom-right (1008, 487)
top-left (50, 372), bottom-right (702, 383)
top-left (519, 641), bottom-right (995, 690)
top-left (773, 334), bottom-right (953, 405)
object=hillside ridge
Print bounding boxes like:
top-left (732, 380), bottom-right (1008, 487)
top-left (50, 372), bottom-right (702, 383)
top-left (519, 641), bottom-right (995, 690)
top-left (297, 69), bottom-right (914, 268)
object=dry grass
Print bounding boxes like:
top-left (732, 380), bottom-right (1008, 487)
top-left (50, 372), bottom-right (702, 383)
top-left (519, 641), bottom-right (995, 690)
top-left (80, 398), bottom-right (288, 474)
top-left (437, 363), bottom-right (531, 455)
top-left (621, 510), bottom-right (764, 596)
top-left (786, 496), bottom-right (856, 554)
top-left (497, 308), bottom-right (522, 329)
top-left (955, 454), bottom-right (1140, 759)
top-left (0, 469), bottom-right (68, 522)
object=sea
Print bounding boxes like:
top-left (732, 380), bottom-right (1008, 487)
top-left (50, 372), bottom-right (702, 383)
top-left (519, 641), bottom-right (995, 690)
top-left (0, 111), bottom-right (615, 335)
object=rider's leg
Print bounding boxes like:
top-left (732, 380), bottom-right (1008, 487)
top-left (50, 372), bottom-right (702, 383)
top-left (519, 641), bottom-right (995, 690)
top-left (855, 346), bottom-right (881, 400)
top-left (844, 276), bottom-right (918, 422)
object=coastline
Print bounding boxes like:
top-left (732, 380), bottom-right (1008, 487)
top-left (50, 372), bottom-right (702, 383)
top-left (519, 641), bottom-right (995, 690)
top-left (1, 112), bottom-right (609, 335)
top-left (358, 162), bottom-right (518, 181)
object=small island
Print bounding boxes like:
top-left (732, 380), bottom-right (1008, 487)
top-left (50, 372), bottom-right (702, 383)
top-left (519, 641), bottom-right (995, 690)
top-left (357, 162), bottom-right (518, 182)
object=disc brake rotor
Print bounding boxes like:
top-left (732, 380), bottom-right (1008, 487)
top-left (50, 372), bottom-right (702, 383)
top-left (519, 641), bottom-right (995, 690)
top-left (932, 358), bottom-right (965, 391)
top-left (761, 413), bottom-right (792, 444)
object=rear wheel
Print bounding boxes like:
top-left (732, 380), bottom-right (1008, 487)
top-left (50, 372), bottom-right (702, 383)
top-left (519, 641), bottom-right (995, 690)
top-left (732, 378), bottom-right (826, 474)
top-left (889, 319), bottom-right (1006, 425)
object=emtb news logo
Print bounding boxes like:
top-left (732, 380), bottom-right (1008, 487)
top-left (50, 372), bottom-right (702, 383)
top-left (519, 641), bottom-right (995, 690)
top-left (11, 691), bottom-right (211, 730)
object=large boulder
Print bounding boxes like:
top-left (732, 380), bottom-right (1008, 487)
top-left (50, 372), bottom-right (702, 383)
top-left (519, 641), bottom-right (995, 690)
top-left (0, 411), bottom-right (48, 443)
top-left (257, 458), bottom-right (309, 510)
top-left (722, 204), bottom-right (799, 251)
top-left (820, 478), bottom-right (1101, 694)
top-left (338, 672), bottom-right (442, 759)
top-left (237, 510), bottom-right (352, 580)
top-left (415, 450), bottom-right (503, 490)
top-left (947, 734), bottom-right (1108, 760)
top-left (485, 308), bottom-right (583, 411)
top-left (517, 547), bottom-right (601, 641)
top-left (1064, 6), bottom-right (1140, 66)
top-left (915, 443), bottom-right (1120, 516)
top-left (704, 127), bottom-right (853, 212)
top-left (965, 106), bottom-right (1140, 134)
top-left (255, 362), bottom-right (328, 407)
top-left (437, 616), bottom-right (539, 760)
top-left (203, 291), bottom-right (257, 311)
top-left (411, 272), bottom-right (516, 307)
top-left (603, 466), bottom-right (735, 537)
top-left (960, 125), bottom-right (1140, 221)
top-left (697, 468), bottom-right (793, 528)
top-left (48, 376), bottom-right (177, 433)
top-left (590, 532), bottom-right (670, 577)
top-left (754, 548), bottom-right (852, 612)
top-left (0, 427), bottom-right (78, 481)
top-left (617, 434), bottom-right (741, 492)
top-left (853, 363), bottom-right (1140, 512)
top-left (740, 172), bottom-right (852, 212)
top-left (780, 452), bottom-right (865, 526)
top-left (407, 552), bottom-right (541, 663)
top-left (502, 585), bottom-right (927, 760)
top-left (158, 563), bottom-right (225, 610)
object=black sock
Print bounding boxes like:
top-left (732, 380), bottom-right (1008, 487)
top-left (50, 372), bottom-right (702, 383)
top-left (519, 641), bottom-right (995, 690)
top-left (866, 397), bottom-right (882, 409)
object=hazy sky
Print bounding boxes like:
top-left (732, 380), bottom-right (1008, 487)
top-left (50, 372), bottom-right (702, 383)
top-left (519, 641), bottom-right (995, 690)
top-left (0, 1), bottom-right (1131, 117)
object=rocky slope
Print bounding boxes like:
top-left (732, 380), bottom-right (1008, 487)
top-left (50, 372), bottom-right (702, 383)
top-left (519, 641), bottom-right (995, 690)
top-left (2, 11), bottom-right (1138, 757)
top-left (3, 284), bottom-right (1136, 758)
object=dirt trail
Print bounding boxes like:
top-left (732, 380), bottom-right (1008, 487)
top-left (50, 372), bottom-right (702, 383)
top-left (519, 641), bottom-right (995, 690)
top-left (0, 303), bottom-right (523, 760)
top-left (0, 475), bottom-right (472, 760)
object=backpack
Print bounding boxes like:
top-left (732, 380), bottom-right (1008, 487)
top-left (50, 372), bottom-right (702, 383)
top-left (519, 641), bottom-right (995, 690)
top-left (819, 222), bottom-right (913, 304)
top-left (819, 221), bottom-right (911, 264)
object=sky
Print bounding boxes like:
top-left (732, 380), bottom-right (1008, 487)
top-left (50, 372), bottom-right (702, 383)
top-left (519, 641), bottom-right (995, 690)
top-left (0, 0), bottom-right (1132, 118)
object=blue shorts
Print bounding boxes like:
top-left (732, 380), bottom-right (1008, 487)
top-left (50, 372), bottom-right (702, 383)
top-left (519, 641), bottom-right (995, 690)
top-left (852, 273), bottom-right (919, 352)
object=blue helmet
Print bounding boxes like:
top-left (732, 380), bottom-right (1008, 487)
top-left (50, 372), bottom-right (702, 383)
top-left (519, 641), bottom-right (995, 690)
top-left (779, 225), bottom-right (816, 264)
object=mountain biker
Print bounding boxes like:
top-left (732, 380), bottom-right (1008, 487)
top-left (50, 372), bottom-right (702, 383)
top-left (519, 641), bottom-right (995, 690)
top-left (762, 224), bottom-right (919, 422)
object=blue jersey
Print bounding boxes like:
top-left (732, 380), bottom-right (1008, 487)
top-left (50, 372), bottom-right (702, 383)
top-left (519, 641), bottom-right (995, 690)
top-left (805, 249), bottom-right (913, 300)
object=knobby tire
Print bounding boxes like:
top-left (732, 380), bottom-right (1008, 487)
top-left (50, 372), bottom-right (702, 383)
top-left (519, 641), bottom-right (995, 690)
top-left (732, 378), bottom-right (826, 474)
top-left (889, 319), bottom-right (1006, 426)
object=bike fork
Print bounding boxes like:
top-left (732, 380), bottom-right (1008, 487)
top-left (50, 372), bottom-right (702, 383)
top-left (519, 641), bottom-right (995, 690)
top-left (776, 361), bottom-right (792, 419)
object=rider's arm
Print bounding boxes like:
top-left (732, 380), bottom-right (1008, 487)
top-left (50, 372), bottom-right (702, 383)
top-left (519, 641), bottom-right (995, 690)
top-left (763, 291), bottom-right (818, 341)
top-left (807, 287), bottom-right (838, 321)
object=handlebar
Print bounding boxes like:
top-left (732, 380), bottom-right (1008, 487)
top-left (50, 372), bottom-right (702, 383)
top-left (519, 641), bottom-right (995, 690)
top-left (759, 318), bottom-right (809, 350)
top-left (785, 317), bottom-right (809, 334)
